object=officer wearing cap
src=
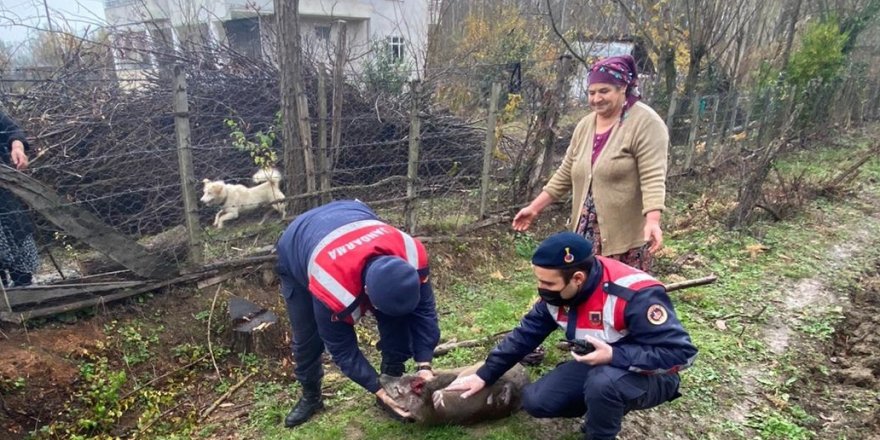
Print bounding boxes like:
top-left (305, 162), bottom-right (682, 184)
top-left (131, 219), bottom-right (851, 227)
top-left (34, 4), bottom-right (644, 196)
top-left (275, 200), bottom-right (440, 427)
top-left (445, 231), bottom-right (697, 440)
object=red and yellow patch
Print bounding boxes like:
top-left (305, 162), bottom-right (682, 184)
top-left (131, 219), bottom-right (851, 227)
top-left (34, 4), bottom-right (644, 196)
top-left (647, 304), bottom-right (668, 325)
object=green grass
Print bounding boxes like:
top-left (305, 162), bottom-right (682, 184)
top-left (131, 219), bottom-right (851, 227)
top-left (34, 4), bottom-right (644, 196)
top-left (32, 131), bottom-right (880, 439)
top-left (237, 139), bottom-right (880, 439)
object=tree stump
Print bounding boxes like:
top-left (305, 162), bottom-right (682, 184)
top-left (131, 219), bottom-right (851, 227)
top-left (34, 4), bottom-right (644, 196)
top-left (228, 296), bottom-right (282, 357)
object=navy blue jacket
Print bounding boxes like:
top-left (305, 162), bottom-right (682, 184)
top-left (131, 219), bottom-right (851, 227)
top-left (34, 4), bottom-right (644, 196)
top-left (0, 111), bottom-right (29, 166)
top-left (476, 259), bottom-right (697, 385)
top-left (276, 200), bottom-right (440, 393)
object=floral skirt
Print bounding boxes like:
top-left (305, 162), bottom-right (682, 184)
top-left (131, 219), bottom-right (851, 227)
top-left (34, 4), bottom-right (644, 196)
top-left (575, 191), bottom-right (654, 273)
top-left (0, 189), bottom-right (40, 277)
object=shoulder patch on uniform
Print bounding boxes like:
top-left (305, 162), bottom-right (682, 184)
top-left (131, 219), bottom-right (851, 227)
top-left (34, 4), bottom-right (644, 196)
top-left (646, 304), bottom-right (668, 325)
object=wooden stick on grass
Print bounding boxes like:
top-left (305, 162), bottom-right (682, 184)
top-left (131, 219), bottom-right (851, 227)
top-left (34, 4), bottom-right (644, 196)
top-left (200, 372), bottom-right (256, 421)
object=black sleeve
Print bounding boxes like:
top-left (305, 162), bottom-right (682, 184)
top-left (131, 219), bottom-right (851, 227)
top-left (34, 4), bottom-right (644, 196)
top-left (0, 111), bottom-right (29, 151)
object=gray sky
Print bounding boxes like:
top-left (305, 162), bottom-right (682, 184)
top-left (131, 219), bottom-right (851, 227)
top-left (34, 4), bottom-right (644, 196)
top-left (0, 0), bottom-right (106, 43)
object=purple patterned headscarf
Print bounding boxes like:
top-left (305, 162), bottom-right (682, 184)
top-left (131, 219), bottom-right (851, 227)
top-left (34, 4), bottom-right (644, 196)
top-left (588, 55), bottom-right (641, 120)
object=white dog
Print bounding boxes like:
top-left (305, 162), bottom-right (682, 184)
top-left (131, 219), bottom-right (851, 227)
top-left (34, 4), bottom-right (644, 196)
top-left (200, 168), bottom-right (286, 229)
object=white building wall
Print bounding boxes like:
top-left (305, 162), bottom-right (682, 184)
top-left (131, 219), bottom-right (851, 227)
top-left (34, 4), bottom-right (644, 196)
top-left (105, 0), bottom-right (429, 75)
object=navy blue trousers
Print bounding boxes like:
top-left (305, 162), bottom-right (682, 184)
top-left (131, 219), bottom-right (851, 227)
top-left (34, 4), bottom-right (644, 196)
top-left (522, 361), bottom-right (681, 440)
top-left (281, 274), bottom-right (413, 387)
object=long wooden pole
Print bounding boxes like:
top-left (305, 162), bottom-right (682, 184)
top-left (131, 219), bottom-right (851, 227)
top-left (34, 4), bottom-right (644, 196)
top-left (405, 80), bottom-right (422, 233)
top-left (480, 82), bottom-right (501, 219)
top-left (172, 65), bottom-right (204, 266)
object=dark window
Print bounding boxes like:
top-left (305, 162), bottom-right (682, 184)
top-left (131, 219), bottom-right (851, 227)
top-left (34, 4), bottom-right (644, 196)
top-left (387, 36), bottom-right (404, 61)
top-left (315, 25), bottom-right (331, 41)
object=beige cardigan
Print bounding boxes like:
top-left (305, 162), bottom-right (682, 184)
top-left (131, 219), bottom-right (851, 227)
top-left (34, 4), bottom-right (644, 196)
top-left (543, 101), bottom-right (669, 256)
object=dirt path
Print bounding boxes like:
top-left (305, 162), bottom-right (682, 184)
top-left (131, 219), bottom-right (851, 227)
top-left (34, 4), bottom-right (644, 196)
top-left (616, 193), bottom-right (880, 440)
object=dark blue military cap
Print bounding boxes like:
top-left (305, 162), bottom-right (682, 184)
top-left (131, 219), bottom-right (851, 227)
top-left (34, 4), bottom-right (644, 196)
top-left (531, 231), bottom-right (593, 268)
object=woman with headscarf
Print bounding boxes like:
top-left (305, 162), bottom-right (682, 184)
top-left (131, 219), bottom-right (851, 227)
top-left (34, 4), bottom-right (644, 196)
top-left (0, 110), bottom-right (39, 287)
top-left (512, 55), bottom-right (668, 272)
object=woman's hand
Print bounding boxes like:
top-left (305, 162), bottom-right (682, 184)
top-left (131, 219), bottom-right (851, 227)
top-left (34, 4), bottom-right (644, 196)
top-left (643, 210), bottom-right (663, 254)
top-left (512, 206), bottom-right (539, 231)
top-left (512, 191), bottom-right (555, 232)
top-left (10, 140), bottom-right (28, 170)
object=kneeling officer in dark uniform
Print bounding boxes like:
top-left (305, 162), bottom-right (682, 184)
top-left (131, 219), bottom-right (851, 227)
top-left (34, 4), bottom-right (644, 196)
top-left (445, 232), bottom-right (697, 440)
top-left (276, 200), bottom-right (440, 427)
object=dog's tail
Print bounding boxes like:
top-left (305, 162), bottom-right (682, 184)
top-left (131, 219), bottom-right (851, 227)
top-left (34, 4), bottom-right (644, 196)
top-left (253, 167), bottom-right (282, 186)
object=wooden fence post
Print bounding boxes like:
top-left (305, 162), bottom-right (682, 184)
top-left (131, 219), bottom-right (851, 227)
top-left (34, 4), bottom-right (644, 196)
top-left (683, 92), bottom-right (701, 171)
top-left (703, 95), bottom-right (720, 163)
top-left (480, 82), bottom-right (501, 219)
top-left (405, 80), bottom-right (422, 234)
top-left (331, 20), bottom-right (347, 169)
top-left (316, 66), bottom-right (331, 204)
top-left (172, 65), bottom-right (203, 266)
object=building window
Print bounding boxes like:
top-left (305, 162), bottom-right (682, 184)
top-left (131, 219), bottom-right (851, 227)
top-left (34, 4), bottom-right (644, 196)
top-left (387, 36), bottom-right (405, 62)
top-left (315, 25), bottom-right (331, 41)
top-left (224, 18), bottom-right (263, 60)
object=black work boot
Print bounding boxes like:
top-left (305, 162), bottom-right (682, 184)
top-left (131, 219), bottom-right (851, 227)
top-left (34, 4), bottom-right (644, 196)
top-left (284, 382), bottom-right (324, 428)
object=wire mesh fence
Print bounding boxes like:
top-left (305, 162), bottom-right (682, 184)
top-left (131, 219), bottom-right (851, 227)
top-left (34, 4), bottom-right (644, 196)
top-left (1, 32), bottom-right (879, 300)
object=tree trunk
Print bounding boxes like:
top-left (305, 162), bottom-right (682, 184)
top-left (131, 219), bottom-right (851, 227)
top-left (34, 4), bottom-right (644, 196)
top-left (527, 56), bottom-right (573, 198)
top-left (661, 46), bottom-right (677, 102)
top-left (779, 0), bottom-right (803, 72)
top-left (275, 0), bottom-right (310, 212)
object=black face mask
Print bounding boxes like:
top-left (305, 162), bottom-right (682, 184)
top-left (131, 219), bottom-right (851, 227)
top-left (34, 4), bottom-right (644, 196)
top-left (538, 288), bottom-right (570, 307)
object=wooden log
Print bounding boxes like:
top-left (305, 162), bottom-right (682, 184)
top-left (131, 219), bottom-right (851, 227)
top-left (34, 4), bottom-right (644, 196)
top-left (197, 267), bottom-right (251, 290)
top-left (665, 275), bottom-right (717, 292)
top-left (4, 281), bottom-right (146, 308)
top-left (0, 272), bottom-right (209, 323)
top-left (433, 330), bottom-right (511, 356)
top-left (76, 225), bottom-right (188, 276)
top-left (0, 165), bottom-right (178, 279)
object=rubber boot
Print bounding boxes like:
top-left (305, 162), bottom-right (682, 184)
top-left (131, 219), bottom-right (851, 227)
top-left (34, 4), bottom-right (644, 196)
top-left (284, 382), bottom-right (324, 428)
